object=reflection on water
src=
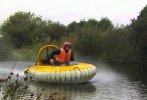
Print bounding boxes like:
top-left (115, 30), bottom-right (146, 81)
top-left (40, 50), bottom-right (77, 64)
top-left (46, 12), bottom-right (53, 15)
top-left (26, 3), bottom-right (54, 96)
top-left (94, 77), bottom-right (147, 100)
top-left (0, 61), bottom-right (147, 100)
top-left (93, 63), bottom-right (147, 100)
top-left (30, 82), bottom-right (96, 94)
top-left (109, 63), bottom-right (147, 85)
top-left (28, 82), bottom-right (96, 100)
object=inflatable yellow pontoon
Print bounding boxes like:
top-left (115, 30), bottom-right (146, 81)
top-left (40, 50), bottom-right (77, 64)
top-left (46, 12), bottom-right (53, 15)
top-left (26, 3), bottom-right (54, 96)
top-left (24, 45), bottom-right (97, 83)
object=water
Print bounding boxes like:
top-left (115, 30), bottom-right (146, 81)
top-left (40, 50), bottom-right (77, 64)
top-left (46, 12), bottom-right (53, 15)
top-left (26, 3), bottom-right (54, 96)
top-left (0, 61), bottom-right (147, 100)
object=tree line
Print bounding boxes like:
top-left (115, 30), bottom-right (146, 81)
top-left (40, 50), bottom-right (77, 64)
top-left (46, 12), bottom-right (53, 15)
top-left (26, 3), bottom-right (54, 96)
top-left (0, 5), bottom-right (147, 63)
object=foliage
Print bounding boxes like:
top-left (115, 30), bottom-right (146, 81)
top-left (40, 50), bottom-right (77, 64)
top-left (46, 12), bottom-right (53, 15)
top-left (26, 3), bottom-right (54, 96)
top-left (0, 71), bottom-right (70, 100)
top-left (69, 18), bottom-right (114, 59)
top-left (100, 27), bottom-right (143, 62)
top-left (0, 11), bottom-right (68, 49)
top-left (130, 5), bottom-right (147, 62)
top-left (131, 5), bottom-right (147, 33)
top-left (44, 21), bottom-right (68, 42)
top-left (73, 26), bottom-right (101, 56)
top-left (98, 17), bottom-right (113, 32)
top-left (0, 5), bottom-right (147, 63)
top-left (1, 11), bottom-right (44, 48)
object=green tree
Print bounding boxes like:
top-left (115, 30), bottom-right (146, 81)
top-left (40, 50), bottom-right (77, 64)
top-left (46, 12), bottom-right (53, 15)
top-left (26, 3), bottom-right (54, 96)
top-left (1, 11), bottom-right (44, 48)
top-left (73, 27), bottom-right (101, 56)
top-left (87, 19), bottom-right (99, 27)
top-left (68, 21), bottom-right (79, 32)
top-left (45, 21), bottom-right (68, 42)
top-left (98, 17), bottom-right (113, 32)
top-left (130, 5), bottom-right (147, 62)
top-left (131, 5), bottom-right (147, 33)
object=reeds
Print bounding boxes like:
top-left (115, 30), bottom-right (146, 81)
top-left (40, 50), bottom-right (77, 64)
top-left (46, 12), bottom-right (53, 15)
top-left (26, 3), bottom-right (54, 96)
top-left (0, 66), bottom-right (70, 100)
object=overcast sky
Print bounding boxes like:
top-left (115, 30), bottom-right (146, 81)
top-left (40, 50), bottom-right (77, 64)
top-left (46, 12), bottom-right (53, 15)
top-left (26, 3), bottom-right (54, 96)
top-left (0, 0), bottom-right (147, 26)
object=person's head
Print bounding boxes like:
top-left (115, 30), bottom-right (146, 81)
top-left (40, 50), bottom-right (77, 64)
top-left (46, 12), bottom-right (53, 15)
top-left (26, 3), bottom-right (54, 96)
top-left (63, 42), bottom-right (72, 51)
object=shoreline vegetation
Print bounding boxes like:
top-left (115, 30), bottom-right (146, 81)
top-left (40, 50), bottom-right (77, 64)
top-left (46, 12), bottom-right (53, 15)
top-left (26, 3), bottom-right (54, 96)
top-left (0, 5), bottom-right (147, 63)
top-left (0, 69), bottom-right (71, 100)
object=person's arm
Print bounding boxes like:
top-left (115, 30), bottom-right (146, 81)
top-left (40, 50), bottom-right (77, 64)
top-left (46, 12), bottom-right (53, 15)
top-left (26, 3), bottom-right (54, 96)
top-left (49, 49), bottom-right (60, 64)
top-left (49, 49), bottom-right (60, 59)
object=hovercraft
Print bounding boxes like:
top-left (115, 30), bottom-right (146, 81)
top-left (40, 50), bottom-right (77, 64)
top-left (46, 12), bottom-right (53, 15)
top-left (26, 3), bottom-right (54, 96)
top-left (24, 45), bottom-right (97, 83)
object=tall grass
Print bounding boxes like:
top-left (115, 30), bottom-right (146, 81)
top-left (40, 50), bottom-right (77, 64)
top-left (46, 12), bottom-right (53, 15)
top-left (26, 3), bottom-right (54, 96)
top-left (0, 67), bottom-right (70, 100)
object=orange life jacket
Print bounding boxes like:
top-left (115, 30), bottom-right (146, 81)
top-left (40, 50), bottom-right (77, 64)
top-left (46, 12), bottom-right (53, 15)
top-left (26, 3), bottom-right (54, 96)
top-left (55, 48), bottom-right (72, 63)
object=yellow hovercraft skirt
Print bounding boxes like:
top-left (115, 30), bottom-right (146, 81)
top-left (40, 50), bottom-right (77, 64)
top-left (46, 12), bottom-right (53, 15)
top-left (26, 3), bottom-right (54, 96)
top-left (25, 62), bottom-right (97, 83)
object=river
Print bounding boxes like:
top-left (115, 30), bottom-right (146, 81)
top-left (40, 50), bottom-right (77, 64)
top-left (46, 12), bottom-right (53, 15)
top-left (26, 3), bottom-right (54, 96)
top-left (0, 61), bottom-right (147, 100)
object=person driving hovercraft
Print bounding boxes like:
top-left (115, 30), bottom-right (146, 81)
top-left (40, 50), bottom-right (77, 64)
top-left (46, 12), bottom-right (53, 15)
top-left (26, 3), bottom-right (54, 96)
top-left (49, 42), bottom-right (74, 65)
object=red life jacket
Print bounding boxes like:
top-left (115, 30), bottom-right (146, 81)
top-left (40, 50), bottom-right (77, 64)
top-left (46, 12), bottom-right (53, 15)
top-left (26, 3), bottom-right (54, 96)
top-left (55, 48), bottom-right (72, 63)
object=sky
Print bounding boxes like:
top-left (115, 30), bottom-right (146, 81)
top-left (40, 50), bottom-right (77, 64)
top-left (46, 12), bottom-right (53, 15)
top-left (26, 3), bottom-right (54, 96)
top-left (0, 0), bottom-right (147, 26)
